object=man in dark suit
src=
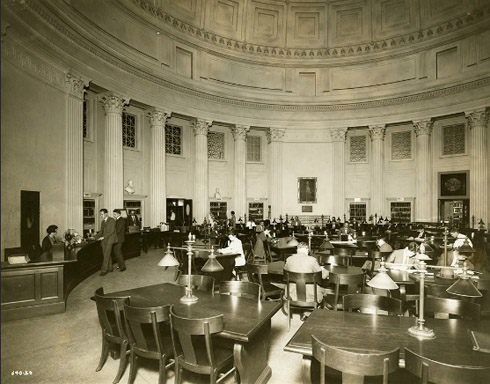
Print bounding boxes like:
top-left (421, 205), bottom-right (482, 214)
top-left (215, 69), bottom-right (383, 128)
top-left (94, 208), bottom-right (117, 276)
top-left (127, 210), bottom-right (141, 229)
top-left (112, 209), bottom-right (127, 272)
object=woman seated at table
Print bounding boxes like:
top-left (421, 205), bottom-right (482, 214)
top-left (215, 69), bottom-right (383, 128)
top-left (253, 225), bottom-right (272, 261)
top-left (218, 230), bottom-right (246, 277)
top-left (386, 242), bottom-right (417, 268)
top-left (41, 225), bottom-right (59, 253)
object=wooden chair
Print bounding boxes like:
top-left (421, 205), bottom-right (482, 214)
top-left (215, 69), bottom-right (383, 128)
top-left (219, 280), bottom-right (261, 302)
top-left (93, 287), bottom-right (130, 384)
top-left (419, 297), bottom-right (481, 322)
top-left (368, 251), bottom-right (393, 277)
top-left (246, 262), bottom-right (283, 301)
top-left (404, 347), bottom-right (490, 384)
top-left (342, 293), bottom-right (403, 316)
top-left (312, 335), bottom-right (400, 384)
top-left (177, 274), bottom-right (215, 292)
top-left (283, 270), bottom-right (323, 330)
top-left (123, 301), bottom-right (174, 384)
top-left (324, 272), bottom-right (365, 311)
top-left (332, 247), bottom-right (354, 265)
top-left (169, 307), bottom-right (235, 384)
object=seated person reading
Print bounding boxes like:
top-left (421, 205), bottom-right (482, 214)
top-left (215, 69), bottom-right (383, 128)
top-left (447, 227), bottom-right (474, 268)
top-left (218, 231), bottom-right (246, 273)
top-left (362, 236), bottom-right (393, 271)
top-left (386, 242), bottom-right (417, 268)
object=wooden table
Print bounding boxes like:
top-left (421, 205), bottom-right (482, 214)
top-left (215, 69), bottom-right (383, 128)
top-left (107, 283), bottom-right (281, 384)
top-left (284, 310), bottom-right (490, 384)
top-left (269, 244), bottom-right (297, 261)
top-left (267, 261), bottom-right (363, 281)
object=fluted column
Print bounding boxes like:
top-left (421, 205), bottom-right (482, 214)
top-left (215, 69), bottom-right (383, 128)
top-left (232, 125), bottom-right (249, 218)
top-left (369, 125), bottom-right (386, 217)
top-left (193, 119), bottom-right (212, 223)
top-left (100, 93), bottom-right (130, 213)
top-left (413, 119), bottom-right (434, 222)
top-left (149, 109), bottom-right (171, 226)
top-left (267, 128), bottom-right (286, 219)
top-left (465, 109), bottom-right (489, 225)
top-left (64, 72), bottom-right (89, 232)
top-left (330, 128), bottom-right (348, 218)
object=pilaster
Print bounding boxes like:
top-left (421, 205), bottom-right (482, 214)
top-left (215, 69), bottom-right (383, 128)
top-left (149, 109), bottom-right (171, 226)
top-left (413, 119), bottom-right (434, 222)
top-left (330, 128), bottom-right (348, 218)
top-left (193, 118), bottom-right (212, 223)
top-left (267, 128), bottom-right (286, 219)
top-left (369, 125), bottom-right (386, 217)
top-left (232, 125), bottom-right (249, 218)
top-left (465, 108), bottom-right (489, 225)
top-left (99, 92), bottom-right (130, 213)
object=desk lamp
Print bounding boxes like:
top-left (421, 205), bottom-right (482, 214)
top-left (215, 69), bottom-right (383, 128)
top-left (157, 244), bottom-right (180, 267)
top-left (478, 219), bottom-right (486, 230)
top-left (367, 259), bottom-right (399, 292)
top-left (200, 246), bottom-right (224, 273)
top-left (181, 239), bottom-right (199, 304)
top-left (446, 262), bottom-right (482, 298)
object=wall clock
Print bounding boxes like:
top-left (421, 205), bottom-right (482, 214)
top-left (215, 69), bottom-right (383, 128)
top-left (440, 173), bottom-right (467, 196)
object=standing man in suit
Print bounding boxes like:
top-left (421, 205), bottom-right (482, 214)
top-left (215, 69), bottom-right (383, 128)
top-left (128, 210), bottom-right (141, 229)
top-left (112, 209), bottom-right (127, 272)
top-left (94, 208), bottom-right (117, 276)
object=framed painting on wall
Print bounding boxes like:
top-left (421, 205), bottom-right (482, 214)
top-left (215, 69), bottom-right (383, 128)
top-left (440, 172), bottom-right (468, 197)
top-left (298, 177), bottom-right (317, 203)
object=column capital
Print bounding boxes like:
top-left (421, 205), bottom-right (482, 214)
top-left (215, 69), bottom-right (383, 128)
top-left (148, 109), bottom-right (171, 126)
top-left (64, 72), bottom-right (89, 99)
top-left (193, 118), bottom-right (212, 136)
top-left (465, 109), bottom-right (489, 129)
top-left (368, 125), bottom-right (386, 141)
top-left (99, 92), bottom-right (130, 114)
top-left (267, 128), bottom-right (286, 143)
top-left (232, 125), bottom-right (249, 141)
top-left (330, 127), bottom-right (348, 142)
top-left (413, 119), bottom-right (433, 136)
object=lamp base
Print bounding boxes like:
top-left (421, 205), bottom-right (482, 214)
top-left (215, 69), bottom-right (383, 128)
top-left (408, 325), bottom-right (436, 339)
top-left (180, 294), bottom-right (199, 304)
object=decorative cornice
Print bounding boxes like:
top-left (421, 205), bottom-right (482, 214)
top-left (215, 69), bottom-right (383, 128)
top-left (127, 0), bottom-right (490, 60)
top-left (465, 109), bottom-right (489, 129)
top-left (368, 125), bottom-right (386, 141)
top-left (413, 119), bottom-right (434, 136)
top-left (267, 128), bottom-right (286, 143)
top-left (99, 93), bottom-right (130, 114)
top-left (64, 72), bottom-right (89, 99)
top-left (330, 128), bottom-right (348, 142)
top-left (193, 119), bottom-right (212, 136)
top-left (148, 109), bottom-right (171, 126)
top-left (232, 125), bottom-right (249, 141)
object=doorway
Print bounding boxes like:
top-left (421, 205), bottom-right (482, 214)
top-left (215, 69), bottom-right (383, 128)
top-left (438, 199), bottom-right (470, 228)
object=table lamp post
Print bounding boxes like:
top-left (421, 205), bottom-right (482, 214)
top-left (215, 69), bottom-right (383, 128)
top-left (181, 238), bottom-right (199, 304)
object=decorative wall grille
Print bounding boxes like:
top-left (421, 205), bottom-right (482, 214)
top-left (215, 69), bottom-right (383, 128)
top-left (165, 124), bottom-right (182, 155)
top-left (350, 136), bottom-right (367, 162)
top-left (391, 131), bottom-right (412, 160)
top-left (122, 112), bottom-right (136, 148)
top-left (208, 131), bottom-right (225, 159)
top-left (443, 124), bottom-right (465, 156)
top-left (247, 136), bottom-right (261, 162)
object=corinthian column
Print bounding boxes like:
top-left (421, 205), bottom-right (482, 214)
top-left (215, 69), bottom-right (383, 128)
top-left (149, 109), bottom-right (171, 226)
top-left (100, 92), bottom-right (130, 213)
top-left (369, 125), bottom-right (386, 217)
top-left (64, 72), bottom-right (89, 232)
top-left (193, 119), bottom-right (212, 223)
top-left (267, 128), bottom-right (286, 219)
top-left (232, 125), bottom-right (249, 218)
top-left (330, 128), bottom-right (348, 218)
top-left (465, 109), bottom-right (489, 225)
top-left (413, 119), bottom-right (433, 222)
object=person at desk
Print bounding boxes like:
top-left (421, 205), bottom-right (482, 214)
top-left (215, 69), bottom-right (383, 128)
top-left (253, 226), bottom-right (272, 261)
top-left (218, 231), bottom-right (246, 277)
top-left (386, 241), bottom-right (417, 266)
top-left (362, 236), bottom-right (393, 271)
top-left (229, 211), bottom-right (236, 230)
top-left (112, 209), bottom-right (126, 272)
top-left (281, 243), bottom-right (329, 319)
top-left (127, 210), bottom-right (141, 229)
top-left (292, 216), bottom-right (302, 228)
top-left (94, 208), bottom-right (117, 276)
top-left (169, 209), bottom-right (176, 231)
top-left (448, 227), bottom-right (474, 268)
top-left (41, 225), bottom-right (58, 252)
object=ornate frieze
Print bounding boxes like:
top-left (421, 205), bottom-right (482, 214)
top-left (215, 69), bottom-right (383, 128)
top-left (368, 125), bottom-right (386, 141)
top-left (267, 128), bottom-right (286, 143)
top-left (232, 125), bottom-right (249, 141)
top-left (100, 93), bottom-right (130, 115)
top-left (193, 119), bottom-right (212, 136)
top-left (413, 120), bottom-right (434, 136)
top-left (330, 127), bottom-right (348, 142)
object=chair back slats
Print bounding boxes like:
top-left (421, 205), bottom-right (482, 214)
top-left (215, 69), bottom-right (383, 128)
top-left (343, 294), bottom-right (403, 316)
top-left (219, 281), bottom-right (261, 302)
top-left (312, 336), bottom-right (399, 380)
top-left (284, 270), bottom-right (322, 304)
top-left (420, 297), bottom-right (481, 322)
top-left (327, 272), bottom-right (365, 310)
top-left (94, 290), bottom-right (130, 342)
top-left (404, 348), bottom-right (490, 384)
top-left (177, 274), bottom-right (215, 292)
top-left (246, 262), bottom-right (282, 301)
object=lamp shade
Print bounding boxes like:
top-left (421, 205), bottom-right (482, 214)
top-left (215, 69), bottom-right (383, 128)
top-left (446, 278), bottom-right (482, 297)
top-left (157, 245), bottom-right (180, 267)
top-left (287, 238), bottom-right (299, 247)
top-left (458, 239), bottom-right (475, 254)
top-left (367, 260), bottom-right (399, 290)
top-left (201, 247), bottom-right (224, 272)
